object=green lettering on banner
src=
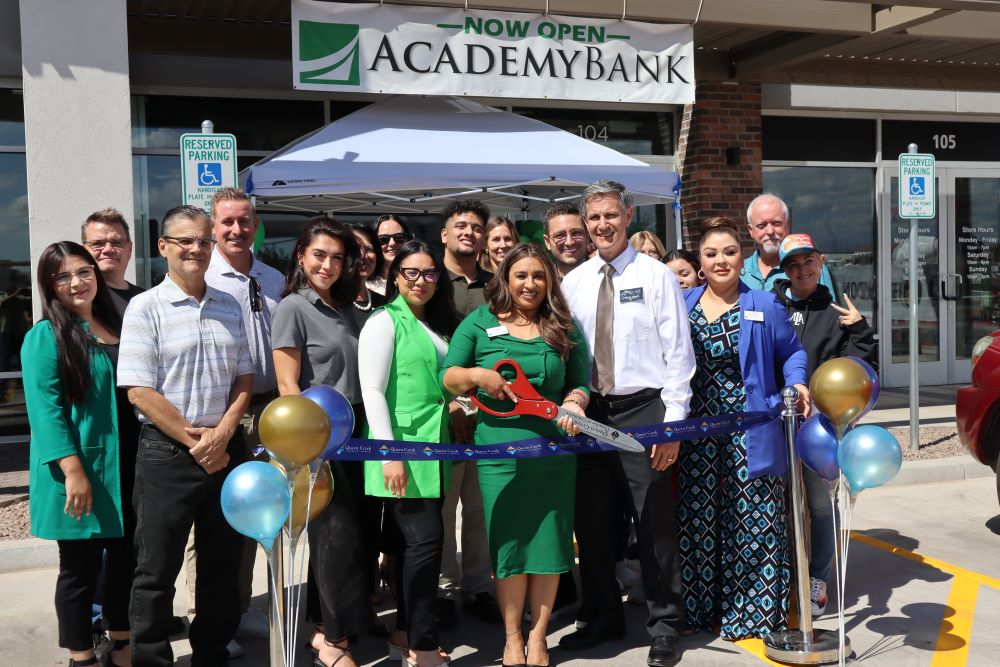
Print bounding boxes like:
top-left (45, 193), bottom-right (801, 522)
top-left (484, 18), bottom-right (503, 36)
top-left (465, 17), bottom-right (483, 34)
top-left (538, 21), bottom-right (556, 39)
top-left (588, 26), bottom-right (606, 43)
top-left (506, 20), bottom-right (529, 38)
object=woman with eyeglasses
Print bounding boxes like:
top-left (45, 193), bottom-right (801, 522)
top-left (271, 217), bottom-right (371, 667)
top-left (479, 216), bottom-right (520, 274)
top-left (369, 214), bottom-right (413, 296)
top-left (22, 242), bottom-right (135, 667)
top-left (350, 224), bottom-right (388, 323)
top-left (442, 244), bottom-right (589, 667)
top-left (359, 241), bottom-right (459, 667)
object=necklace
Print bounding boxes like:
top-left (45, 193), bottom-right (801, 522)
top-left (354, 296), bottom-right (373, 312)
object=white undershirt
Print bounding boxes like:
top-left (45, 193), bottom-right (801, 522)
top-left (358, 309), bottom-right (448, 464)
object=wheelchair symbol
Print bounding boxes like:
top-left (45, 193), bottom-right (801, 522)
top-left (198, 162), bottom-right (222, 187)
top-left (909, 176), bottom-right (925, 197)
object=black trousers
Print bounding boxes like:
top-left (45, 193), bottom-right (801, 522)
top-left (574, 389), bottom-right (684, 638)
top-left (55, 534), bottom-right (134, 650)
top-left (130, 426), bottom-right (247, 667)
top-left (392, 496), bottom-right (444, 651)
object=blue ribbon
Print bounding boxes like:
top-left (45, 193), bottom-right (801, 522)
top-left (322, 409), bottom-right (779, 461)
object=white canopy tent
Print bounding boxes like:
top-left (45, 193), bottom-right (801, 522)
top-left (241, 95), bottom-right (680, 216)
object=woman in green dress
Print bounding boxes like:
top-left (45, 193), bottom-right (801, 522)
top-left (441, 243), bottom-right (590, 667)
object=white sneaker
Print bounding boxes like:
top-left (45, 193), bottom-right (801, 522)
top-left (615, 560), bottom-right (640, 592)
top-left (810, 578), bottom-right (828, 617)
top-left (236, 605), bottom-right (270, 638)
top-left (226, 639), bottom-right (244, 659)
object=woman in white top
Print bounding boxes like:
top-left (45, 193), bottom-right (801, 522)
top-left (359, 241), bottom-right (460, 667)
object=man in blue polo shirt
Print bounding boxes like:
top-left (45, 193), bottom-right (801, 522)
top-left (741, 193), bottom-right (836, 295)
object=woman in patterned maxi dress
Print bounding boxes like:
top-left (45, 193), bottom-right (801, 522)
top-left (678, 217), bottom-right (809, 640)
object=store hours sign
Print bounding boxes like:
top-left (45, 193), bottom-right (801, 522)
top-left (291, 0), bottom-right (694, 104)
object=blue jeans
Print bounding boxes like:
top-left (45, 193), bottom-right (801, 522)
top-left (802, 467), bottom-right (838, 583)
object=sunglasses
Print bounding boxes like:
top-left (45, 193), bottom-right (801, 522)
top-left (249, 276), bottom-right (263, 313)
top-left (399, 268), bottom-right (441, 283)
top-left (378, 233), bottom-right (410, 246)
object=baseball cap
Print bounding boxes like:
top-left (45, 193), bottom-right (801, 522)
top-left (779, 233), bottom-right (819, 268)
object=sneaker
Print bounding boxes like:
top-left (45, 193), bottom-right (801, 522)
top-left (615, 560), bottom-right (640, 592)
top-left (236, 605), bottom-right (270, 639)
top-left (810, 578), bottom-right (828, 617)
top-left (226, 639), bottom-right (244, 659)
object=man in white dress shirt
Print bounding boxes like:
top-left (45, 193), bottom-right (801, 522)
top-left (560, 181), bottom-right (696, 667)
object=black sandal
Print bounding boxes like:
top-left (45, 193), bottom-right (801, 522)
top-left (314, 637), bottom-right (354, 667)
top-left (68, 658), bottom-right (98, 667)
top-left (99, 638), bottom-right (130, 667)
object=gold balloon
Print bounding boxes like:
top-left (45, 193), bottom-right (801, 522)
top-left (270, 460), bottom-right (334, 539)
top-left (258, 395), bottom-right (331, 466)
top-left (809, 358), bottom-right (873, 436)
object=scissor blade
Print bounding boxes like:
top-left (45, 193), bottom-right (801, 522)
top-left (555, 407), bottom-right (645, 452)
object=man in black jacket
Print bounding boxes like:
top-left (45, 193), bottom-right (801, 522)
top-left (772, 233), bottom-right (875, 617)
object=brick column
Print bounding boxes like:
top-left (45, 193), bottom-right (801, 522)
top-left (676, 81), bottom-right (762, 249)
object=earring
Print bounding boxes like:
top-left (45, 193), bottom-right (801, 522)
top-left (697, 269), bottom-right (706, 280)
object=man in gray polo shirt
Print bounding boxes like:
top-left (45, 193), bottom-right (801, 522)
top-left (120, 205), bottom-right (253, 667)
top-left (186, 187), bottom-right (284, 647)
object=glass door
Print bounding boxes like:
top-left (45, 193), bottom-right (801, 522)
top-left (947, 171), bottom-right (1000, 382)
top-left (880, 169), bottom-right (947, 387)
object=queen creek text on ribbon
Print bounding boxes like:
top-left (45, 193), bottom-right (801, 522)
top-left (322, 409), bottom-right (778, 461)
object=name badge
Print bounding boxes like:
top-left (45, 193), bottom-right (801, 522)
top-left (745, 310), bottom-right (765, 322)
top-left (486, 325), bottom-right (509, 338)
top-left (619, 287), bottom-right (644, 304)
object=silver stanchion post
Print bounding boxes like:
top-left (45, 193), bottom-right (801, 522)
top-left (764, 387), bottom-right (847, 664)
top-left (267, 532), bottom-right (286, 667)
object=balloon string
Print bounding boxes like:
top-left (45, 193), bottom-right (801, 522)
top-left (290, 472), bottom-right (318, 667)
top-left (832, 478), bottom-right (845, 667)
top-left (285, 474), bottom-right (298, 667)
top-left (267, 548), bottom-right (286, 667)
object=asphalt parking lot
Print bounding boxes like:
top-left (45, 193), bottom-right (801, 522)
top-left (2, 473), bottom-right (997, 666)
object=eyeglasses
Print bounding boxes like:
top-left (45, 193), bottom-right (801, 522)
top-left (399, 268), bottom-right (441, 283)
top-left (548, 230), bottom-right (587, 244)
top-left (85, 240), bottom-right (129, 251)
top-left (53, 266), bottom-right (97, 288)
top-left (378, 233), bottom-right (410, 246)
top-left (162, 236), bottom-right (217, 251)
top-left (249, 276), bottom-right (263, 313)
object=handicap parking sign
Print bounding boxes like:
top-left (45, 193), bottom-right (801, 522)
top-left (198, 162), bottom-right (223, 187)
top-left (898, 153), bottom-right (935, 219)
top-left (909, 176), bottom-right (925, 196)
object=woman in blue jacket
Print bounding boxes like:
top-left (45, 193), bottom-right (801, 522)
top-left (678, 217), bottom-right (809, 640)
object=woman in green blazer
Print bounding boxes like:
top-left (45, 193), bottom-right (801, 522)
top-left (22, 242), bottom-right (133, 667)
top-left (359, 241), bottom-right (460, 667)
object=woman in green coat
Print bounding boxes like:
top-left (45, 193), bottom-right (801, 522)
top-left (22, 242), bottom-right (133, 667)
top-left (359, 241), bottom-right (459, 667)
top-left (442, 244), bottom-right (590, 667)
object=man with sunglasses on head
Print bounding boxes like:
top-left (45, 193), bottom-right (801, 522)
top-left (119, 206), bottom-right (253, 667)
top-left (82, 208), bottom-right (144, 315)
top-left (196, 187), bottom-right (284, 652)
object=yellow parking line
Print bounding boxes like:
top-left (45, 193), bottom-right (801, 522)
top-left (850, 532), bottom-right (1000, 591)
top-left (928, 577), bottom-right (980, 667)
top-left (733, 638), bottom-right (786, 666)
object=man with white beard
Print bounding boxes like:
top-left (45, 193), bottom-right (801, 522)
top-left (740, 193), bottom-right (835, 294)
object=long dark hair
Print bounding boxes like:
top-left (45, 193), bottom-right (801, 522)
top-left (385, 241), bottom-right (459, 339)
top-left (485, 243), bottom-right (576, 361)
top-left (664, 248), bottom-right (701, 274)
top-left (351, 222), bottom-right (384, 280)
top-left (36, 242), bottom-right (122, 405)
top-left (283, 217), bottom-right (362, 307)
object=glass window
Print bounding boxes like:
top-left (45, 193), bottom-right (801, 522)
top-left (763, 167), bottom-right (878, 326)
top-left (512, 107), bottom-right (673, 155)
top-left (0, 151), bottom-right (30, 438)
top-left (953, 177), bottom-right (1000, 359)
top-left (132, 95), bottom-right (327, 151)
top-left (0, 89), bottom-right (25, 146)
top-left (763, 117), bottom-right (876, 162)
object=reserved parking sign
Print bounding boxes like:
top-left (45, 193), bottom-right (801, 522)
top-left (898, 153), bottom-right (936, 219)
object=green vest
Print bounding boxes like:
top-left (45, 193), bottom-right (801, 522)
top-left (22, 320), bottom-right (123, 540)
top-left (364, 296), bottom-right (451, 498)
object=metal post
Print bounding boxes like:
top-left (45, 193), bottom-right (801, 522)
top-left (267, 533), bottom-right (285, 667)
top-left (764, 387), bottom-right (846, 664)
top-left (907, 142), bottom-right (921, 452)
top-left (201, 119), bottom-right (214, 134)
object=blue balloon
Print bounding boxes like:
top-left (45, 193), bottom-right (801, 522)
top-left (797, 414), bottom-right (841, 481)
top-left (837, 425), bottom-right (902, 496)
top-left (221, 461), bottom-right (290, 551)
top-left (846, 356), bottom-right (880, 418)
top-left (302, 385), bottom-right (355, 459)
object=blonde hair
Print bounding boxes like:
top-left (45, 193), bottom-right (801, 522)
top-left (210, 187), bottom-right (254, 219)
top-left (629, 230), bottom-right (667, 259)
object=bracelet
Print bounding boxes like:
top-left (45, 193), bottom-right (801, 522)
top-left (566, 389), bottom-right (590, 407)
top-left (563, 397), bottom-right (586, 408)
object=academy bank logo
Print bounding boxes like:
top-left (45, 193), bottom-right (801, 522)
top-left (299, 20), bottom-right (361, 86)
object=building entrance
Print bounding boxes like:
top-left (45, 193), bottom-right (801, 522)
top-left (880, 167), bottom-right (1000, 387)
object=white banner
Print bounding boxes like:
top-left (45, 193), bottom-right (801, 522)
top-left (292, 0), bottom-right (694, 105)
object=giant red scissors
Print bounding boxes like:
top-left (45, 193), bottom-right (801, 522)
top-left (466, 359), bottom-right (645, 452)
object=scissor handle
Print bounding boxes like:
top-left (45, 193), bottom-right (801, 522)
top-left (466, 358), bottom-right (552, 418)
